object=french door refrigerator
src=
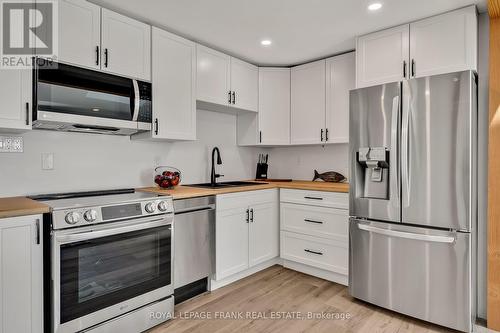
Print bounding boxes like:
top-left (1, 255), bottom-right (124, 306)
top-left (348, 70), bottom-right (477, 332)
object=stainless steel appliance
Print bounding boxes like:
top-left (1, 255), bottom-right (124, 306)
top-left (173, 196), bottom-right (215, 303)
top-left (32, 62), bottom-right (152, 135)
top-left (349, 71), bottom-right (477, 332)
top-left (32, 189), bottom-right (174, 333)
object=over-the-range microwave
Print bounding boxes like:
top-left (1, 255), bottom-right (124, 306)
top-left (32, 61), bottom-right (152, 135)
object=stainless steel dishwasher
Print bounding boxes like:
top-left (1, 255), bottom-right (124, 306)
top-left (173, 196), bottom-right (215, 304)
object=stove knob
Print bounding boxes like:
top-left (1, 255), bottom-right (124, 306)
top-left (157, 201), bottom-right (169, 212)
top-left (65, 212), bottom-right (80, 225)
top-left (84, 209), bottom-right (98, 222)
top-left (145, 202), bottom-right (156, 213)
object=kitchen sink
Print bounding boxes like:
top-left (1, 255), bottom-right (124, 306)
top-left (184, 181), bottom-right (267, 189)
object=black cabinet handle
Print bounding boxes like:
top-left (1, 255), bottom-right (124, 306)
top-left (232, 91), bottom-right (236, 104)
top-left (96, 46), bottom-right (99, 66)
top-left (304, 196), bottom-right (323, 200)
top-left (325, 128), bottom-right (329, 142)
top-left (403, 60), bottom-right (406, 78)
top-left (25, 102), bottom-right (30, 126)
top-left (304, 219), bottom-right (324, 224)
top-left (104, 48), bottom-right (109, 68)
top-left (154, 118), bottom-right (159, 135)
top-left (259, 131), bottom-right (262, 143)
top-left (304, 249), bottom-right (323, 256)
top-left (250, 208), bottom-right (254, 222)
top-left (320, 129), bottom-right (324, 142)
top-left (246, 209), bottom-right (249, 223)
top-left (411, 59), bottom-right (415, 77)
top-left (35, 219), bottom-right (40, 245)
top-left (228, 91), bottom-right (232, 104)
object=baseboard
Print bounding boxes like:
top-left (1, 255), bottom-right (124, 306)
top-left (282, 260), bottom-right (348, 286)
top-left (209, 257), bottom-right (282, 291)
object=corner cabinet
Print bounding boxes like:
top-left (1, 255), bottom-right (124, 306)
top-left (134, 28), bottom-right (196, 140)
top-left (0, 69), bottom-right (32, 133)
top-left (356, 5), bottom-right (477, 88)
top-left (196, 45), bottom-right (258, 112)
top-left (214, 189), bottom-right (279, 281)
top-left (0, 215), bottom-right (43, 333)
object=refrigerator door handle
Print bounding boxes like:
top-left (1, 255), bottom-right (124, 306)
top-left (357, 223), bottom-right (456, 244)
top-left (401, 81), bottom-right (411, 207)
top-left (390, 96), bottom-right (400, 204)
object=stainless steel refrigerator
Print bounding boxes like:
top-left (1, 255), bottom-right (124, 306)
top-left (348, 71), bottom-right (477, 332)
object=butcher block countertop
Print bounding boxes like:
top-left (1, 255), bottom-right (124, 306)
top-left (0, 197), bottom-right (50, 219)
top-left (138, 180), bottom-right (349, 200)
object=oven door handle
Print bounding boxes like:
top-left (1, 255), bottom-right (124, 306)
top-left (55, 218), bottom-right (170, 244)
top-left (132, 80), bottom-right (140, 121)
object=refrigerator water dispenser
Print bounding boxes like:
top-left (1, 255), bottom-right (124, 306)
top-left (357, 147), bottom-right (389, 199)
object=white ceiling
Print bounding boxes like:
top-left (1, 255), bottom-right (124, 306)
top-left (90, 0), bottom-right (487, 66)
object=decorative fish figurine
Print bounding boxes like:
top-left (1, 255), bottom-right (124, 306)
top-left (313, 170), bottom-right (346, 183)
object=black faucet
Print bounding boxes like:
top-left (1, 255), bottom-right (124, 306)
top-left (210, 147), bottom-right (223, 186)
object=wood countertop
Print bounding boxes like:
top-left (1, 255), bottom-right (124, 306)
top-left (138, 180), bottom-right (349, 199)
top-left (0, 197), bottom-right (51, 219)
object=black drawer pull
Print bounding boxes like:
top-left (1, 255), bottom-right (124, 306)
top-left (304, 249), bottom-right (323, 256)
top-left (304, 219), bottom-right (323, 224)
top-left (304, 196), bottom-right (323, 200)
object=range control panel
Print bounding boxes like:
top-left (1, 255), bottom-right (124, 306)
top-left (0, 136), bottom-right (23, 153)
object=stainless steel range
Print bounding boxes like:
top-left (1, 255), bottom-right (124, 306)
top-left (32, 189), bottom-right (174, 333)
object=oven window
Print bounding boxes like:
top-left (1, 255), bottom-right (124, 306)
top-left (60, 225), bottom-right (171, 323)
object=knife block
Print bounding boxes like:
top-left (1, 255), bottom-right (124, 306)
top-left (255, 163), bottom-right (268, 179)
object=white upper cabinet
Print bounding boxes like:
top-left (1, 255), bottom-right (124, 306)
top-left (148, 28), bottom-right (196, 140)
top-left (0, 215), bottom-right (43, 333)
top-left (101, 8), bottom-right (151, 81)
top-left (230, 58), bottom-right (258, 112)
top-left (409, 6), bottom-right (477, 78)
top-left (196, 45), bottom-right (231, 106)
top-left (325, 52), bottom-right (355, 143)
top-left (0, 69), bottom-right (32, 133)
top-left (291, 59), bottom-right (326, 145)
top-left (356, 25), bottom-right (409, 88)
top-left (58, 0), bottom-right (101, 70)
top-left (258, 68), bottom-right (290, 145)
top-left (356, 6), bottom-right (477, 87)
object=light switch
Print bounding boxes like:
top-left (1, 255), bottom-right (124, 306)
top-left (42, 153), bottom-right (54, 170)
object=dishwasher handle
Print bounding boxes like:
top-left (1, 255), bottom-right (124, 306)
top-left (174, 204), bottom-right (215, 215)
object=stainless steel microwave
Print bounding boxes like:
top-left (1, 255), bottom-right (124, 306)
top-left (32, 62), bottom-right (152, 135)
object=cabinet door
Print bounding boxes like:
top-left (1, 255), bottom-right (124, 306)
top-left (249, 201), bottom-right (279, 267)
top-left (356, 25), bottom-right (409, 88)
top-left (291, 59), bottom-right (326, 145)
top-left (258, 68), bottom-right (290, 145)
top-left (196, 45), bottom-right (231, 106)
top-left (0, 215), bottom-right (42, 333)
top-left (409, 6), bottom-right (477, 78)
top-left (230, 57), bottom-right (258, 112)
top-left (151, 28), bottom-right (196, 140)
top-left (325, 52), bottom-right (355, 144)
top-left (0, 69), bottom-right (32, 132)
top-left (58, 0), bottom-right (100, 69)
top-left (215, 208), bottom-right (249, 280)
top-left (101, 8), bottom-right (151, 80)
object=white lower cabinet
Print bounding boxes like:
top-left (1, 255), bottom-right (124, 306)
top-left (0, 215), bottom-right (43, 333)
top-left (280, 189), bottom-right (349, 285)
top-left (215, 189), bottom-right (279, 281)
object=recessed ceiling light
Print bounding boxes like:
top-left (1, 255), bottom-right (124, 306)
top-left (368, 3), bottom-right (382, 11)
top-left (261, 39), bottom-right (272, 46)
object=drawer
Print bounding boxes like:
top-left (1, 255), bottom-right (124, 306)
top-left (281, 203), bottom-right (348, 241)
top-left (280, 231), bottom-right (348, 275)
top-left (217, 189), bottom-right (277, 211)
top-left (280, 189), bottom-right (348, 209)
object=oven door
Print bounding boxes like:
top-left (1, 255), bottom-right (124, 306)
top-left (52, 215), bottom-right (173, 333)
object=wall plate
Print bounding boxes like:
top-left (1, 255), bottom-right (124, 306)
top-left (0, 136), bottom-right (23, 153)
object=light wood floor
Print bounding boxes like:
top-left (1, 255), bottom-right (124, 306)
top-left (150, 265), bottom-right (455, 333)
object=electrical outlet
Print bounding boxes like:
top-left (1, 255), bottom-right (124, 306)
top-left (0, 136), bottom-right (23, 153)
top-left (42, 153), bottom-right (54, 170)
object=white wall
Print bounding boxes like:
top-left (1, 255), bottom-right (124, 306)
top-left (0, 110), bottom-right (259, 196)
